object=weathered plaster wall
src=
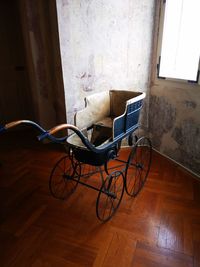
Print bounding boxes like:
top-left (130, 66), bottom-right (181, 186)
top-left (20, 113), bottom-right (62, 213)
top-left (149, 1), bottom-right (200, 176)
top-left (56, 0), bottom-right (155, 125)
top-left (149, 84), bottom-right (200, 175)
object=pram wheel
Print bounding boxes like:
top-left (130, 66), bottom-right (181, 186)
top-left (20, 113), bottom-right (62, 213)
top-left (125, 137), bottom-right (152, 197)
top-left (49, 154), bottom-right (81, 199)
top-left (96, 170), bottom-right (124, 222)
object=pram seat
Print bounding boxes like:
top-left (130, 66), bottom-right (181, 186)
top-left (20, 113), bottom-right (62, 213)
top-left (68, 90), bottom-right (145, 147)
top-left (66, 90), bottom-right (145, 165)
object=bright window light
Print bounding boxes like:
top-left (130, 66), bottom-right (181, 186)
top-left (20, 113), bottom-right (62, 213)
top-left (159, 0), bottom-right (200, 81)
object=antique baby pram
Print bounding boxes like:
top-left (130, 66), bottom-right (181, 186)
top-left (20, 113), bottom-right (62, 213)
top-left (0, 90), bottom-right (152, 222)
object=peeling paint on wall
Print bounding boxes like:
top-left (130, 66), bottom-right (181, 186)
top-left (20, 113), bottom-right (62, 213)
top-left (172, 119), bottom-right (200, 155)
top-left (149, 95), bottom-right (176, 148)
top-left (170, 119), bottom-right (200, 173)
top-left (183, 100), bottom-right (197, 109)
top-left (56, 0), bottom-right (155, 124)
top-left (149, 85), bottom-right (200, 176)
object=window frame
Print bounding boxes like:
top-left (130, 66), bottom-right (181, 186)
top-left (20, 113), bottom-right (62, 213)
top-left (156, 0), bottom-right (200, 85)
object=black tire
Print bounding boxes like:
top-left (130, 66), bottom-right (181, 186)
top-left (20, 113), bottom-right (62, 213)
top-left (96, 170), bottom-right (124, 222)
top-left (125, 137), bottom-right (152, 197)
top-left (49, 155), bottom-right (81, 199)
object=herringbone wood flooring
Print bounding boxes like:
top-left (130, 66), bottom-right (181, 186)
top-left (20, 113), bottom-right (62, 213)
top-left (0, 130), bottom-right (200, 267)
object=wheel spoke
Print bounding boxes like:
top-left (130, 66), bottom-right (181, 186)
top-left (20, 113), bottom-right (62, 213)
top-left (137, 168), bottom-right (142, 190)
top-left (64, 157), bottom-right (66, 172)
top-left (102, 196), bottom-right (110, 219)
top-left (108, 198), bottom-right (115, 217)
top-left (54, 179), bottom-right (64, 186)
top-left (57, 164), bottom-right (65, 173)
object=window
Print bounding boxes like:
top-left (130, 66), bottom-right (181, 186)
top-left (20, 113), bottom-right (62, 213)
top-left (158, 0), bottom-right (200, 83)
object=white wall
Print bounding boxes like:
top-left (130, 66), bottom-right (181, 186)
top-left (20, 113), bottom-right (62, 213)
top-left (56, 0), bottom-right (155, 124)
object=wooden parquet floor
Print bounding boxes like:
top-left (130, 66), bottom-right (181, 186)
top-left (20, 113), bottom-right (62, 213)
top-left (0, 130), bottom-right (200, 267)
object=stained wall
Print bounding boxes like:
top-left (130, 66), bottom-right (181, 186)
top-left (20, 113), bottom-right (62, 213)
top-left (149, 84), bottom-right (200, 175)
top-left (56, 0), bottom-right (155, 125)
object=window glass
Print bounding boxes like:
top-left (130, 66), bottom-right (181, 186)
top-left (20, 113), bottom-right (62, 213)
top-left (159, 0), bottom-right (200, 81)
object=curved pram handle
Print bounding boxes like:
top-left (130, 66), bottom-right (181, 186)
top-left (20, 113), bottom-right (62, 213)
top-left (38, 123), bottom-right (100, 152)
top-left (0, 120), bottom-right (47, 133)
top-left (37, 124), bottom-right (77, 143)
top-left (0, 120), bottom-right (69, 143)
top-left (0, 120), bottom-right (123, 154)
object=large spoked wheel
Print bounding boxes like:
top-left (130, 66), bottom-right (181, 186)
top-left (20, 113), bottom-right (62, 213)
top-left (125, 136), bottom-right (152, 197)
top-left (49, 154), bottom-right (81, 199)
top-left (96, 170), bottom-right (125, 222)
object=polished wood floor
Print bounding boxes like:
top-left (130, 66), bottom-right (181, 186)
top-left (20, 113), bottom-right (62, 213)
top-left (0, 130), bottom-right (200, 267)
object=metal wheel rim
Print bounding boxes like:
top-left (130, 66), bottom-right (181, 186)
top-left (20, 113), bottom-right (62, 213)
top-left (49, 155), bottom-right (81, 199)
top-left (125, 137), bottom-right (152, 197)
top-left (96, 170), bottom-right (125, 222)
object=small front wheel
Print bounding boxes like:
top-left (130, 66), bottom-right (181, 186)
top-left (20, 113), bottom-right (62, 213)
top-left (96, 170), bottom-right (124, 222)
top-left (49, 155), bottom-right (81, 199)
top-left (125, 137), bottom-right (152, 197)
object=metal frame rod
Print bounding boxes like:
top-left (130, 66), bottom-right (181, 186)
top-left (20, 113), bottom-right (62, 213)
top-left (115, 158), bottom-right (127, 164)
top-left (80, 163), bottom-right (125, 178)
top-left (64, 175), bottom-right (115, 198)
